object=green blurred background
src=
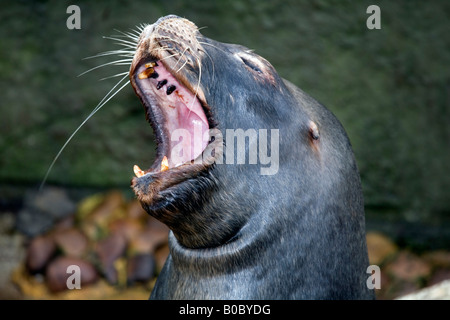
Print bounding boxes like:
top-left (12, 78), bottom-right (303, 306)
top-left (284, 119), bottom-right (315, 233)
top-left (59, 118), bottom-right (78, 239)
top-left (1, 0), bottom-right (449, 249)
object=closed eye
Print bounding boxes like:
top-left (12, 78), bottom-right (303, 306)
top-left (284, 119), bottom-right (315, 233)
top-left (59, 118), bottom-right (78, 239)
top-left (240, 57), bottom-right (263, 74)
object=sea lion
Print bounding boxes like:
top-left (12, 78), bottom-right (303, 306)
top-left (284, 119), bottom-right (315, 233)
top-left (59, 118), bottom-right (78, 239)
top-left (129, 15), bottom-right (374, 299)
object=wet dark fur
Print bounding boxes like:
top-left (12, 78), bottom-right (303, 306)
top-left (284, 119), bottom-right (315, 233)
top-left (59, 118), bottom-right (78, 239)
top-left (131, 16), bottom-right (374, 299)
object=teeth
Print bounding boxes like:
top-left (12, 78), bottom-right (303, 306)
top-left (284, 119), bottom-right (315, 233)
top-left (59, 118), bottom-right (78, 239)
top-left (145, 62), bottom-right (156, 68)
top-left (161, 156), bottom-right (169, 172)
top-left (133, 165), bottom-right (145, 178)
top-left (138, 67), bottom-right (154, 79)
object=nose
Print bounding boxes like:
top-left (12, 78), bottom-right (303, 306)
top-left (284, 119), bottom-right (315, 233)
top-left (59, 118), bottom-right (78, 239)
top-left (141, 15), bottom-right (183, 41)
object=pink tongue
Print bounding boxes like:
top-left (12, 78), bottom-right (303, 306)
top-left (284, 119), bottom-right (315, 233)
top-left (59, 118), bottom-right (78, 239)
top-left (153, 64), bottom-right (210, 166)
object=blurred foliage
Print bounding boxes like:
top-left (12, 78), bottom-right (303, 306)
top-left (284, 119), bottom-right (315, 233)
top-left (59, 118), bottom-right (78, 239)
top-left (0, 0), bottom-right (449, 224)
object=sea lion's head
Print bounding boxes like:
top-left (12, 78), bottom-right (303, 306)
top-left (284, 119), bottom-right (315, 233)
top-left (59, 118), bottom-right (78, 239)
top-left (129, 15), bottom-right (313, 248)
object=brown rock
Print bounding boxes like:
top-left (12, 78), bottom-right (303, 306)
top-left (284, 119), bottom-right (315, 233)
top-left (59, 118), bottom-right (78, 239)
top-left (385, 251), bottom-right (432, 282)
top-left (90, 191), bottom-right (125, 223)
top-left (127, 254), bottom-right (156, 284)
top-left (154, 243), bottom-right (170, 272)
top-left (46, 257), bottom-right (98, 293)
top-left (53, 228), bottom-right (89, 258)
top-left (79, 191), bottom-right (126, 241)
top-left (109, 218), bottom-right (142, 242)
top-left (366, 232), bottom-right (398, 266)
top-left (95, 233), bottom-right (127, 284)
top-left (53, 215), bottom-right (75, 232)
top-left (423, 250), bottom-right (450, 269)
top-left (391, 280), bottom-right (421, 299)
top-left (129, 225), bottom-right (169, 255)
top-left (126, 200), bottom-right (147, 220)
top-left (26, 235), bottom-right (56, 272)
top-left (428, 269), bottom-right (450, 287)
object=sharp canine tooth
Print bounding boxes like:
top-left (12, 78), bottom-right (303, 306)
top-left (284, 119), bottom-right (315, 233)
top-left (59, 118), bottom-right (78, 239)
top-left (145, 62), bottom-right (156, 68)
top-left (161, 156), bottom-right (169, 172)
top-left (133, 165), bottom-right (144, 177)
top-left (138, 67), bottom-right (154, 79)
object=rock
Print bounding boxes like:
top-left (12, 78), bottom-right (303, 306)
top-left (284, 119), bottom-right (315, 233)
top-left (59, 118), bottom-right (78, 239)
top-left (0, 218), bottom-right (26, 299)
top-left (385, 251), bottom-right (432, 282)
top-left (109, 218), bottom-right (142, 242)
top-left (127, 254), bottom-right (156, 284)
top-left (26, 235), bottom-right (56, 273)
top-left (391, 281), bottom-right (421, 299)
top-left (79, 191), bottom-right (126, 241)
top-left (428, 269), bottom-right (450, 287)
top-left (95, 233), bottom-right (127, 284)
top-left (52, 215), bottom-right (75, 232)
top-left (154, 243), bottom-right (170, 273)
top-left (16, 208), bottom-right (55, 238)
top-left (129, 225), bottom-right (169, 255)
top-left (126, 199), bottom-right (147, 220)
top-left (397, 279), bottom-right (450, 300)
top-left (366, 232), bottom-right (398, 266)
top-left (87, 191), bottom-right (125, 224)
top-left (16, 187), bottom-right (76, 237)
top-left (0, 213), bottom-right (15, 233)
top-left (46, 257), bottom-right (98, 293)
top-left (423, 250), bottom-right (450, 269)
top-left (53, 228), bottom-right (89, 258)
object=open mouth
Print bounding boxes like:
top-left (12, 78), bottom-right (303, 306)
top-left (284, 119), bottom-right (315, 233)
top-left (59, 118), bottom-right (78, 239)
top-left (130, 58), bottom-right (215, 181)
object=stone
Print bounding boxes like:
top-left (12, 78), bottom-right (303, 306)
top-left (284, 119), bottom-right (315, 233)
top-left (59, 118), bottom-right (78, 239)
top-left (428, 269), bottom-right (450, 287)
top-left (26, 235), bottom-right (56, 272)
top-left (154, 243), bottom-right (170, 273)
top-left (423, 250), bottom-right (450, 268)
top-left (16, 187), bottom-right (76, 237)
top-left (397, 279), bottom-right (450, 300)
top-left (366, 232), bottom-right (398, 266)
top-left (127, 254), bottom-right (156, 284)
top-left (385, 251), bottom-right (432, 282)
top-left (95, 233), bottom-right (127, 284)
top-left (129, 225), bottom-right (169, 255)
top-left (126, 199), bottom-right (147, 220)
top-left (0, 217), bottom-right (26, 299)
top-left (53, 228), bottom-right (89, 258)
top-left (108, 218), bottom-right (142, 242)
top-left (46, 257), bottom-right (98, 293)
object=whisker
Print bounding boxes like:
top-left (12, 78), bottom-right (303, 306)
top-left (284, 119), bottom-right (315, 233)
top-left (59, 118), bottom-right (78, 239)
top-left (99, 71), bottom-right (129, 81)
top-left (83, 50), bottom-right (135, 60)
top-left (103, 36), bottom-right (137, 47)
top-left (113, 29), bottom-right (141, 42)
top-left (78, 58), bottom-right (133, 77)
top-left (197, 26), bottom-right (208, 32)
top-left (197, 46), bottom-right (215, 84)
top-left (173, 46), bottom-right (189, 70)
top-left (39, 74), bottom-right (130, 191)
top-left (175, 58), bottom-right (189, 74)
